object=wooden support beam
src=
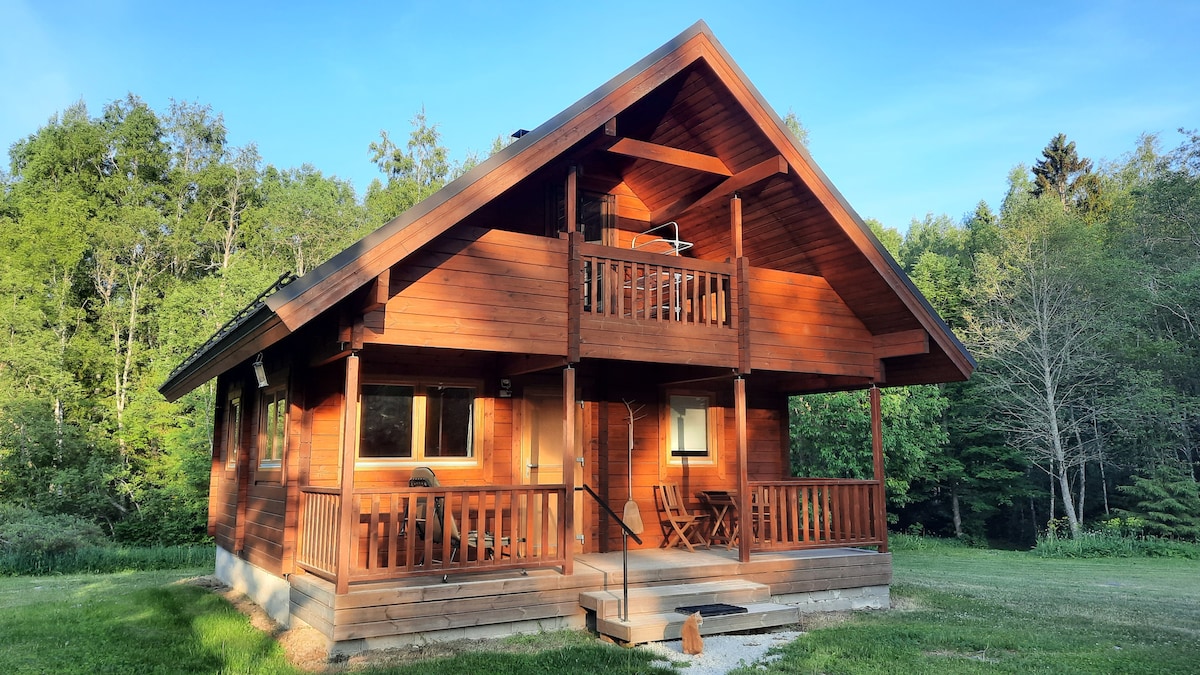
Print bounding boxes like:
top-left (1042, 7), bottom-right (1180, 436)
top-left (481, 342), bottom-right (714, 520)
top-left (335, 353), bottom-right (360, 595)
top-left (872, 329), bottom-right (929, 359)
top-left (564, 164), bottom-right (578, 237)
top-left (736, 257), bottom-right (751, 375)
top-left (730, 194), bottom-right (743, 260)
top-left (732, 195), bottom-right (752, 375)
top-left (562, 366), bottom-right (576, 575)
top-left (567, 231), bottom-right (582, 363)
top-left (360, 267), bottom-right (391, 314)
top-left (870, 384), bottom-right (888, 554)
top-left (735, 376), bottom-right (751, 564)
top-left (649, 154), bottom-right (787, 224)
top-left (607, 137), bottom-right (731, 176)
top-left (501, 354), bottom-right (569, 377)
top-left (772, 374), bottom-right (873, 395)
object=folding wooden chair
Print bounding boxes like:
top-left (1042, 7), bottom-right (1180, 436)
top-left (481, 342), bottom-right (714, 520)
top-left (656, 483), bottom-right (709, 552)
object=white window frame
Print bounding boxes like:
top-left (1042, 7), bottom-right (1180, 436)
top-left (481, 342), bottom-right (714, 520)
top-left (258, 384), bottom-right (287, 471)
top-left (357, 378), bottom-right (482, 467)
top-left (663, 391), bottom-right (718, 466)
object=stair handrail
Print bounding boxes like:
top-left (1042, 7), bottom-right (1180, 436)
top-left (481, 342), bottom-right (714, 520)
top-left (577, 484), bottom-right (642, 622)
top-left (577, 484), bottom-right (643, 545)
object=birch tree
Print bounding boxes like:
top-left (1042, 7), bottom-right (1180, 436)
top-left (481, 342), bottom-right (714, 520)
top-left (971, 198), bottom-right (1110, 538)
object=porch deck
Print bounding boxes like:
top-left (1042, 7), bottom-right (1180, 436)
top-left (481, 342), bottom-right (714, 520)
top-left (290, 546), bottom-right (890, 650)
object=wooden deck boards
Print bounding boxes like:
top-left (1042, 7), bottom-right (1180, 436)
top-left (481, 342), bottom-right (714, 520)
top-left (290, 547), bottom-right (889, 645)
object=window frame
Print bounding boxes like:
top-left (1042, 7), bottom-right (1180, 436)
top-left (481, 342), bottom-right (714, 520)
top-left (356, 377), bottom-right (483, 468)
top-left (257, 383), bottom-right (288, 473)
top-left (662, 390), bottom-right (719, 466)
top-left (223, 389), bottom-right (242, 471)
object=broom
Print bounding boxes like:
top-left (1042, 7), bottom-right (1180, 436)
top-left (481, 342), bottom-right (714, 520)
top-left (622, 400), bottom-right (645, 534)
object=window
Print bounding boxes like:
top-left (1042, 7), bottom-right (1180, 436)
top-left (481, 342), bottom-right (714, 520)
top-left (259, 387), bottom-right (287, 469)
top-left (359, 382), bottom-right (477, 462)
top-left (668, 395), bottom-right (711, 458)
top-left (223, 393), bottom-right (241, 468)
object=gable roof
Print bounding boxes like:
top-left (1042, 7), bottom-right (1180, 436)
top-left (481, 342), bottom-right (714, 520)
top-left (160, 20), bottom-right (973, 402)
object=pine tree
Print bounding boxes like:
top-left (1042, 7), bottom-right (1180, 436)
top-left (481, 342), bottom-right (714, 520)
top-left (1031, 133), bottom-right (1100, 212)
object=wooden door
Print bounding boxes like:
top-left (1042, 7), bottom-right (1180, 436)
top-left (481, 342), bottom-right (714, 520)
top-left (520, 389), bottom-right (582, 553)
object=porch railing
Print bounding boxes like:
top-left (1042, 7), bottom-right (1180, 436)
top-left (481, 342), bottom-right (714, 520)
top-left (578, 243), bottom-right (733, 328)
top-left (746, 479), bottom-right (885, 550)
top-left (297, 485), bottom-right (567, 584)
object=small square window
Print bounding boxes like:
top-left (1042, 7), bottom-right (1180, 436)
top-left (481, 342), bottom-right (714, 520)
top-left (669, 395), bottom-right (710, 457)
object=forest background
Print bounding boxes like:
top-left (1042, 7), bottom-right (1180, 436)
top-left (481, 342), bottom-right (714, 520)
top-left (1, 96), bottom-right (1197, 550)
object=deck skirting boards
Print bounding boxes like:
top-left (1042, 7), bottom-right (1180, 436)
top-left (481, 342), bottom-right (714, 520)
top-left (774, 584), bottom-right (890, 612)
top-left (289, 547), bottom-right (890, 652)
top-left (215, 546), bottom-right (292, 626)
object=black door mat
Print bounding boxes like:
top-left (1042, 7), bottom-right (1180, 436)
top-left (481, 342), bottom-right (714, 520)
top-left (675, 603), bottom-right (748, 617)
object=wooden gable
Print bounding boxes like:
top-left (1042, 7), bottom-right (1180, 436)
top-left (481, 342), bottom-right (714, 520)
top-left (160, 21), bottom-right (972, 402)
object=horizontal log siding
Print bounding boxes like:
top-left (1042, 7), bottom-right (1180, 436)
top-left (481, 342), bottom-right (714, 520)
top-left (747, 267), bottom-right (875, 376)
top-left (364, 228), bottom-right (568, 355)
top-left (598, 399), bottom-right (784, 551)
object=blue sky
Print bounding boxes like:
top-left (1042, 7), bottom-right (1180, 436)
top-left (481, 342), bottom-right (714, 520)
top-left (3, 0), bottom-right (1198, 231)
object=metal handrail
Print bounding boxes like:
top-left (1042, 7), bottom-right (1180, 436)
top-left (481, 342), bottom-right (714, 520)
top-left (577, 484), bottom-right (642, 545)
top-left (576, 484), bottom-right (642, 622)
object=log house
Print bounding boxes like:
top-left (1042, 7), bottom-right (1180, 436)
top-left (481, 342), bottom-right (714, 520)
top-left (161, 21), bottom-right (973, 651)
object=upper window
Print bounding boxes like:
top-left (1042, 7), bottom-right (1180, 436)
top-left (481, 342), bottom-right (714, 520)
top-left (359, 382), bottom-right (477, 462)
top-left (223, 393), bottom-right (242, 469)
top-left (668, 394), bottom-right (711, 458)
top-left (259, 386), bottom-right (287, 469)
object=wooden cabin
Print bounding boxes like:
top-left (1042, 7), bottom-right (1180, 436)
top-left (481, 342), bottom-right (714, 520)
top-left (161, 21), bottom-right (973, 652)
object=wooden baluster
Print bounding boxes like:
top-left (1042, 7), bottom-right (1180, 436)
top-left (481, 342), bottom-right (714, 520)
top-left (387, 494), bottom-right (399, 572)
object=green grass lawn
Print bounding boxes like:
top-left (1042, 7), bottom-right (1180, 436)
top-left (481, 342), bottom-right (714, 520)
top-left (737, 542), bottom-right (1200, 674)
top-left (1, 544), bottom-right (1196, 674)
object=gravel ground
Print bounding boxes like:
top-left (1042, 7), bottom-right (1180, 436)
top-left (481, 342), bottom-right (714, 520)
top-left (636, 630), bottom-right (804, 674)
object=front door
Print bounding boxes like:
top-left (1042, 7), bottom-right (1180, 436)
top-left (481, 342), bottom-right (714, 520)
top-left (520, 388), bottom-right (582, 553)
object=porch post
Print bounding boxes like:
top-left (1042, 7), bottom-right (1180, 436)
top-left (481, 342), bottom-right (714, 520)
top-left (869, 384), bottom-right (888, 553)
top-left (335, 352), bottom-right (360, 594)
top-left (562, 365), bottom-right (576, 574)
top-left (735, 376), bottom-right (751, 563)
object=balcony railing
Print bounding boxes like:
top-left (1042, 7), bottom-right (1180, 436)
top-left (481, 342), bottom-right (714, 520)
top-left (746, 479), bottom-right (886, 550)
top-left (298, 485), bottom-right (567, 583)
top-left (578, 243), bottom-right (733, 328)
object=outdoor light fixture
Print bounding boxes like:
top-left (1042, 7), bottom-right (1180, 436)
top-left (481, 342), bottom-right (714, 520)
top-left (252, 353), bottom-right (268, 389)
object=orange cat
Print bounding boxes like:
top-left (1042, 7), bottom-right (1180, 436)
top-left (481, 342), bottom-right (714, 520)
top-left (681, 611), bottom-right (704, 655)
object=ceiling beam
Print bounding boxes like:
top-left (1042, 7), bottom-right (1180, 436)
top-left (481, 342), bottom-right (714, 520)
top-left (650, 154), bottom-right (787, 224)
top-left (606, 137), bottom-right (731, 176)
top-left (872, 329), bottom-right (929, 359)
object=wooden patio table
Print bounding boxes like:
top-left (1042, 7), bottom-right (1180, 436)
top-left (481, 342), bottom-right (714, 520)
top-left (699, 490), bottom-right (739, 550)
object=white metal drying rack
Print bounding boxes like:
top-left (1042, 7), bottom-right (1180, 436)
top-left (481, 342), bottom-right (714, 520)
top-left (630, 221), bottom-right (693, 256)
top-left (628, 222), bottom-right (694, 319)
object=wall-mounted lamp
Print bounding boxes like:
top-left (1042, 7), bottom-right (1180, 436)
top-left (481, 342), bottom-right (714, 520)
top-left (252, 353), bottom-right (268, 389)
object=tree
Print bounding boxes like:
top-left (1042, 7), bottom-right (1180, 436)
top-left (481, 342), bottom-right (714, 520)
top-left (784, 110), bottom-right (810, 149)
top-left (1118, 463), bottom-right (1200, 540)
top-left (1031, 133), bottom-right (1101, 213)
top-left (365, 109), bottom-right (451, 224)
top-left (790, 386), bottom-right (949, 511)
top-left (970, 198), bottom-right (1111, 538)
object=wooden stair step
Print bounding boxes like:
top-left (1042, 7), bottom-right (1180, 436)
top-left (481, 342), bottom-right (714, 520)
top-left (579, 579), bottom-right (769, 620)
top-left (596, 601), bottom-right (800, 645)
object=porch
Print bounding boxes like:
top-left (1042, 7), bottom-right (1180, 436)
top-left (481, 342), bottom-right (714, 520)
top-left (295, 478), bottom-right (887, 586)
top-left (289, 546), bottom-right (891, 649)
